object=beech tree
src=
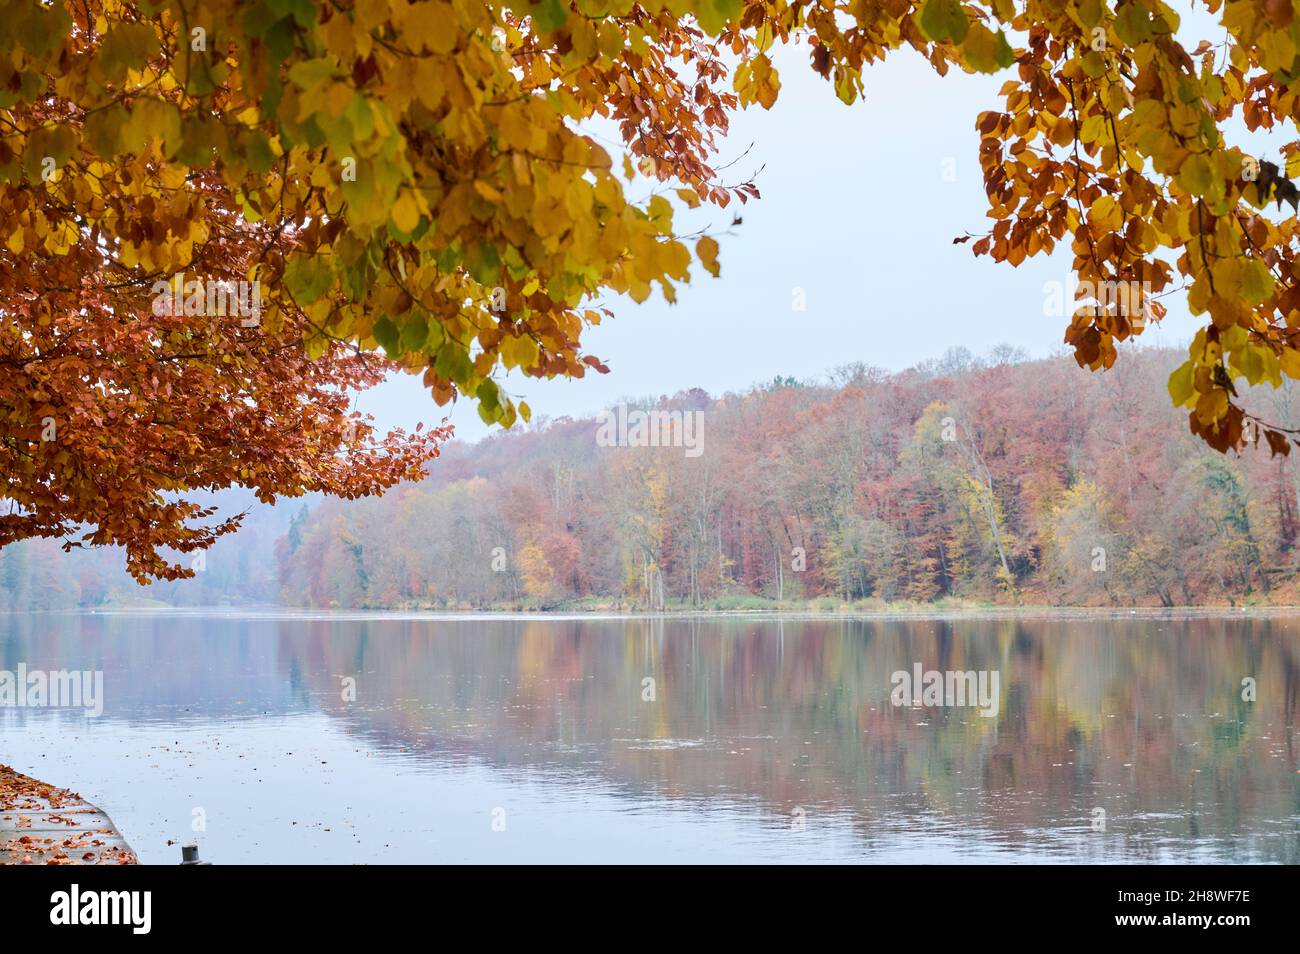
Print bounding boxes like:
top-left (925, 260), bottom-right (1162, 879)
top-left (8, 0), bottom-right (1300, 577)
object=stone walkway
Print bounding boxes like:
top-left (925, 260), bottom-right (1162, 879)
top-left (0, 764), bottom-right (136, 865)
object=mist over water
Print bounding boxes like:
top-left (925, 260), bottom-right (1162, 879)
top-left (2, 611), bottom-right (1297, 864)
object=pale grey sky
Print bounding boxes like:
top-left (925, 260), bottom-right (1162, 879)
top-left (358, 38), bottom-right (1236, 443)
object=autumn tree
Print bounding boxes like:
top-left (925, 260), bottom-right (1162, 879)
top-left (14, 0), bottom-right (1300, 578)
top-left (0, 191), bottom-right (447, 579)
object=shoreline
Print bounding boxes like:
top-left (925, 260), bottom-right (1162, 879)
top-left (0, 764), bottom-right (137, 865)
top-left (7, 603), bottom-right (1300, 622)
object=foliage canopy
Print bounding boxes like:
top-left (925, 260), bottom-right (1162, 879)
top-left (8, 0), bottom-right (1300, 576)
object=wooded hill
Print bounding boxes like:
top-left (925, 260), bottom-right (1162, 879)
top-left (275, 345), bottom-right (1300, 610)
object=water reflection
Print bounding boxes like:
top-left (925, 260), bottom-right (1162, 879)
top-left (2, 612), bottom-right (1297, 863)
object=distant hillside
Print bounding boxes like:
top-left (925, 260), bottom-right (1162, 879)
top-left (274, 346), bottom-right (1300, 610)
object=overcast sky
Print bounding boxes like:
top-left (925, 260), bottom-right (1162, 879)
top-left (357, 39), bottom-right (1233, 443)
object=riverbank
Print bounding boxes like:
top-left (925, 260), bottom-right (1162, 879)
top-left (250, 594), bottom-right (1299, 616)
top-left (16, 590), bottom-right (1300, 617)
top-left (0, 764), bottom-right (136, 865)
top-left (16, 601), bottom-right (1300, 623)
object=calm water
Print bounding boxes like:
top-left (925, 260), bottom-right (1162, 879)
top-left (1, 611), bottom-right (1298, 864)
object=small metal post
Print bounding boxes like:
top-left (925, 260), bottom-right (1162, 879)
top-left (180, 844), bottom-right (210, 865)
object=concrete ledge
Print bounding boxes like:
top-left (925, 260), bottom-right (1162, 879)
top-left (0, 764), bottom-right (137, 865)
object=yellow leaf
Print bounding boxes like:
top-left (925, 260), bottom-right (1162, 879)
top-left (1281, 347), bottom-right (1300, 380)
top-left (501, 333), bottom-right (540, 370)
top-left (407, 1), bottom-right (458, 55)
top-left (474, 180), bottom-right (504, 203)
top-left (1195, 388), bottom-right (1229, 426)
top-left (1177, 154), bottom-right (1214, 197)
top-left (696, 236), bottom-right (720, 277)
top-left (1168, 361), bottom-right (1195, 406)
top-left (675, 188), bottom-right (702, 209)
top-left (392, 192), bottom-right (421, 233)
top-left (498, 103), bottom-right (538, 153)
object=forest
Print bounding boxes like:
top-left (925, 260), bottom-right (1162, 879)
top-left (272, 344), bottom-right (1300, 609)
top-left (10, 343), bottom-right (1300, 612)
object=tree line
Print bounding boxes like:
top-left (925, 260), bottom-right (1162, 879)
top-left (273, 346), bottom-right (1300, 610)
